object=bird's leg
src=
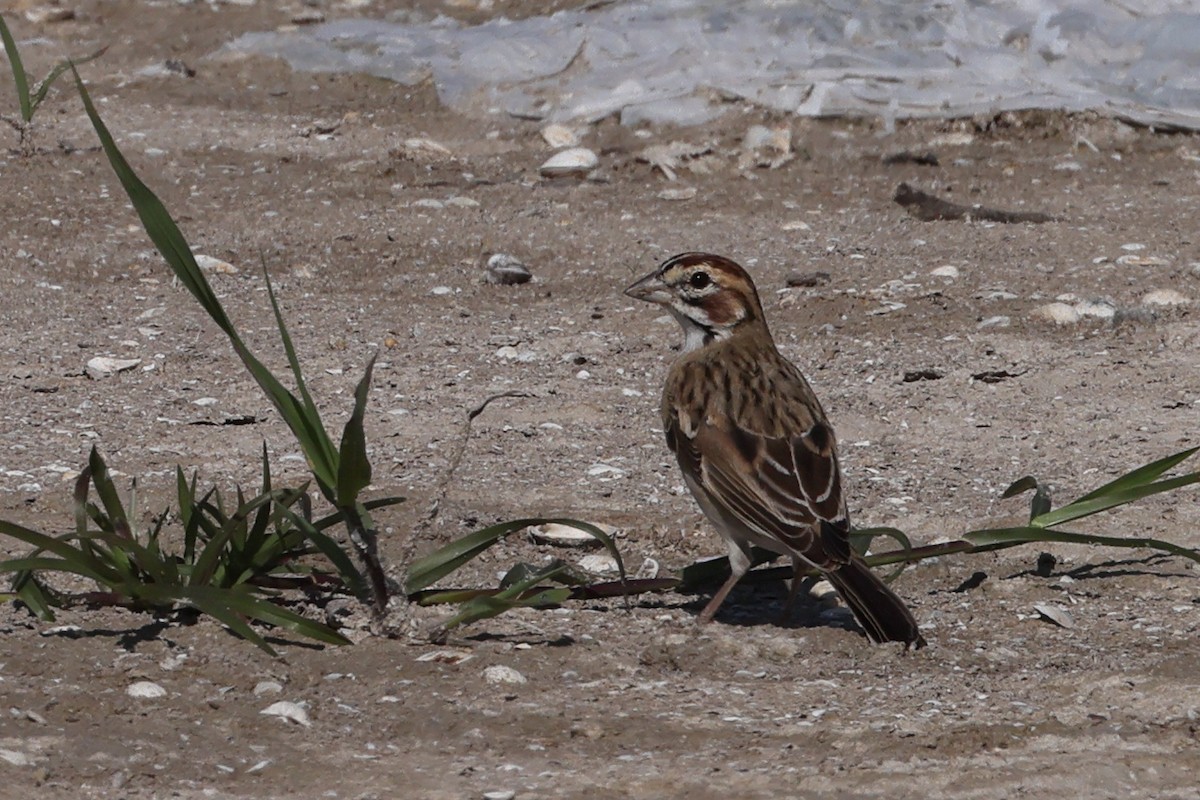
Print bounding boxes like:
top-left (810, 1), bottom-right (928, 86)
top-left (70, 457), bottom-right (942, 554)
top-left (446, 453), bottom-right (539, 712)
top-left (698, 541), bottom-right (752, 623)
top-left (777, 556), bottom-right (809, 624)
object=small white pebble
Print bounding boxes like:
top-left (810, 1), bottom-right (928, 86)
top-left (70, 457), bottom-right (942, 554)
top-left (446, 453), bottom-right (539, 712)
top-left (483, 665), bottom-right (527, 685)
top-left (1032, 302), bottom-right (1080, 325)
top-left (260, 701), bottom-right (311, 727)
top-left (127, 681), bottom-right (167, 699)
top-left (1142, 289), bottom-right (1189, 307)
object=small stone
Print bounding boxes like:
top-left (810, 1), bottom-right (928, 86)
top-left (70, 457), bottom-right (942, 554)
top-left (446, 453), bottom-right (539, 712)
top-left (429, 286), bottom-right (453, 296)
top-left (528, 522), bottom-right (611, 548)
top-left (575, 369), bottom-right (591, 380)
top-left (260, 701), bottom-right (311, 727)
top-left (416, 650), bottom-right (474, 665)
top-left (586, 463), bottom-right (626, 479)
top-left (483, 791), bottom-right (516, 800)
top-left (1032, 603), bottom-right (1075, 629)
top-left (127, 681), bottom-right (167, 699)
top-left (483, 665), bottom-right (527, 685)
top-left (1075, 300), bottom-right (1116, 319)
top-left (929, 265), bottom-right (959, 279)
top-left (413, 198), bottom-right (445, 209)
top-left (578, 554), bottom-right (620, 575)
top-left (445, 196), bottom-right (480, 208)
top-left (1120, 243), bottom-right (1146, 251)
top-left (1115, 254), bottom-right (1170, 267)
top-left (539, 147), bottom-right (598, 178)
top-left (1053, 161), bottom-right (1082, 171)
top-left (86, 356), bottom-right (142, 378)
top-left (657, 187), bottom-right (697, 201)
top-left (1142, 289), bottom-right (1189, 307)
top-left (540, 124), bottom-right (579, 148)
top-left (930, 132), bottom-right (975, 146)
top-left (1032, 302), bottom-right (1080, 325)
top-left (400, 138), bottom-right (453, 159)
top-left (253, 681), bottom-right (284, 696)
top-left (0, 749), bottom-right (32, 767)
top-left (785, 271), bottom-right (830, 287)
top-left (194, 254), bottom-right (239, 274)
top-left (780, 220), bottom-right (811, 232)
top-left (291, 9), bottom-right (325, 24)
top-left (192, 397), bottom-right (219, 407)
top-left (977, 315), bottom-right (1011, 329)
top-left (485, 254), bottom-right (532, 285)
top-left (25, 6), bottom-right (75, 24)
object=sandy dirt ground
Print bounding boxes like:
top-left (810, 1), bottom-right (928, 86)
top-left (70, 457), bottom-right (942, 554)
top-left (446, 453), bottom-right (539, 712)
top-left (2, 2), bottom-right (1200, 799)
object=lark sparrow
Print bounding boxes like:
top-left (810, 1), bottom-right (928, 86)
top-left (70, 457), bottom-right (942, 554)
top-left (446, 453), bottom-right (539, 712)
top-left (626, 252), bottom-right (924, 647)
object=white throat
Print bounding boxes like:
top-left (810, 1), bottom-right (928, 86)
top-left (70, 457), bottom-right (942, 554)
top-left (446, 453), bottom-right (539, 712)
top-left (672, 308), bottom-right (728, 353)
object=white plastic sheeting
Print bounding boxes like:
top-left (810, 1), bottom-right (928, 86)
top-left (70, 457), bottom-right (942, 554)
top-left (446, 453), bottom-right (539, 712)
top-left (226, 1), bottom-right (1200, 129)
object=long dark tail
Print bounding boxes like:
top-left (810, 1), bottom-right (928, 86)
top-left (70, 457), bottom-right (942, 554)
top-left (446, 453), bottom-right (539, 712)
top-left (825, 558), bottom-right (925, 648)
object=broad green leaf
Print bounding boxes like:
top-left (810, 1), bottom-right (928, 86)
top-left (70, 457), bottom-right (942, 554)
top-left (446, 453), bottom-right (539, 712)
top-left (1002, 475), bottom-right (1052, 521)
top-left (1031, 472), bottom-right (1200, 529)
top-left (336, 356), bottom-right (376, 507)
top-left (1071, 446), bottom-right (1200, 504)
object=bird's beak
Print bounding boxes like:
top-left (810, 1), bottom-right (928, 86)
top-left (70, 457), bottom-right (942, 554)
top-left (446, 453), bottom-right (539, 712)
top-left (624, 270), bottom-right (671, 305)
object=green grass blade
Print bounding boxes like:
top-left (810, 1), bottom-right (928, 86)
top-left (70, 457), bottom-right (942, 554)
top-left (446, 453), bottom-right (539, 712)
top-left (440, 587), bottom-right (574, 630)
top-left (311, 495), bottom-right (405, 531)
top-left (0, 14), bottom-right (32, 122)
top-left (1071, 446), bottom-right (1200, 504)
top-left (261, 267), bottom-right (338, 494)
top-left (86, 447), bottom-right (130, 536)
top-left (276, 506), bottom-right (365, 595)
top-left (1031, 472), bottom-right (1200, 529)
top-left (190, 490), bottom-right (287, 587)
top-left (13, 576), bottom-right (57, 621)
top-left (0, 519), bottom-right (123, 585)
top-left (405, 517), bottom-right (627, 594)
top-left (29, 47), bottom-right (104, 114)
top-left (439, 563), bottom-right (574, 630)
top-left (1002, 475), bottom-right (1052, 521)
top-left (336, 356), bottom-right (376, 507)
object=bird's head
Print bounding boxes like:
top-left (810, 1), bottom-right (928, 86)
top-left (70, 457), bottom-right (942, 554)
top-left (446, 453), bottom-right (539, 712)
top-left (625, 252), bottom-right (767, 351)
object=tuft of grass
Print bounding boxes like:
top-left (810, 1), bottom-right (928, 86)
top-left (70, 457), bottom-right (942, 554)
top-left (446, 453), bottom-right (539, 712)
top-left (0, 13), bottom-right (103, 148)
top-left (1, 447), bottom-right (354, 656)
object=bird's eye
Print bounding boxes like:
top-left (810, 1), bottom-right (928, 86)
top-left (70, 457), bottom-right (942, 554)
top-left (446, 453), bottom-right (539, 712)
top-left (688, 271), bottom-right (711, 290)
